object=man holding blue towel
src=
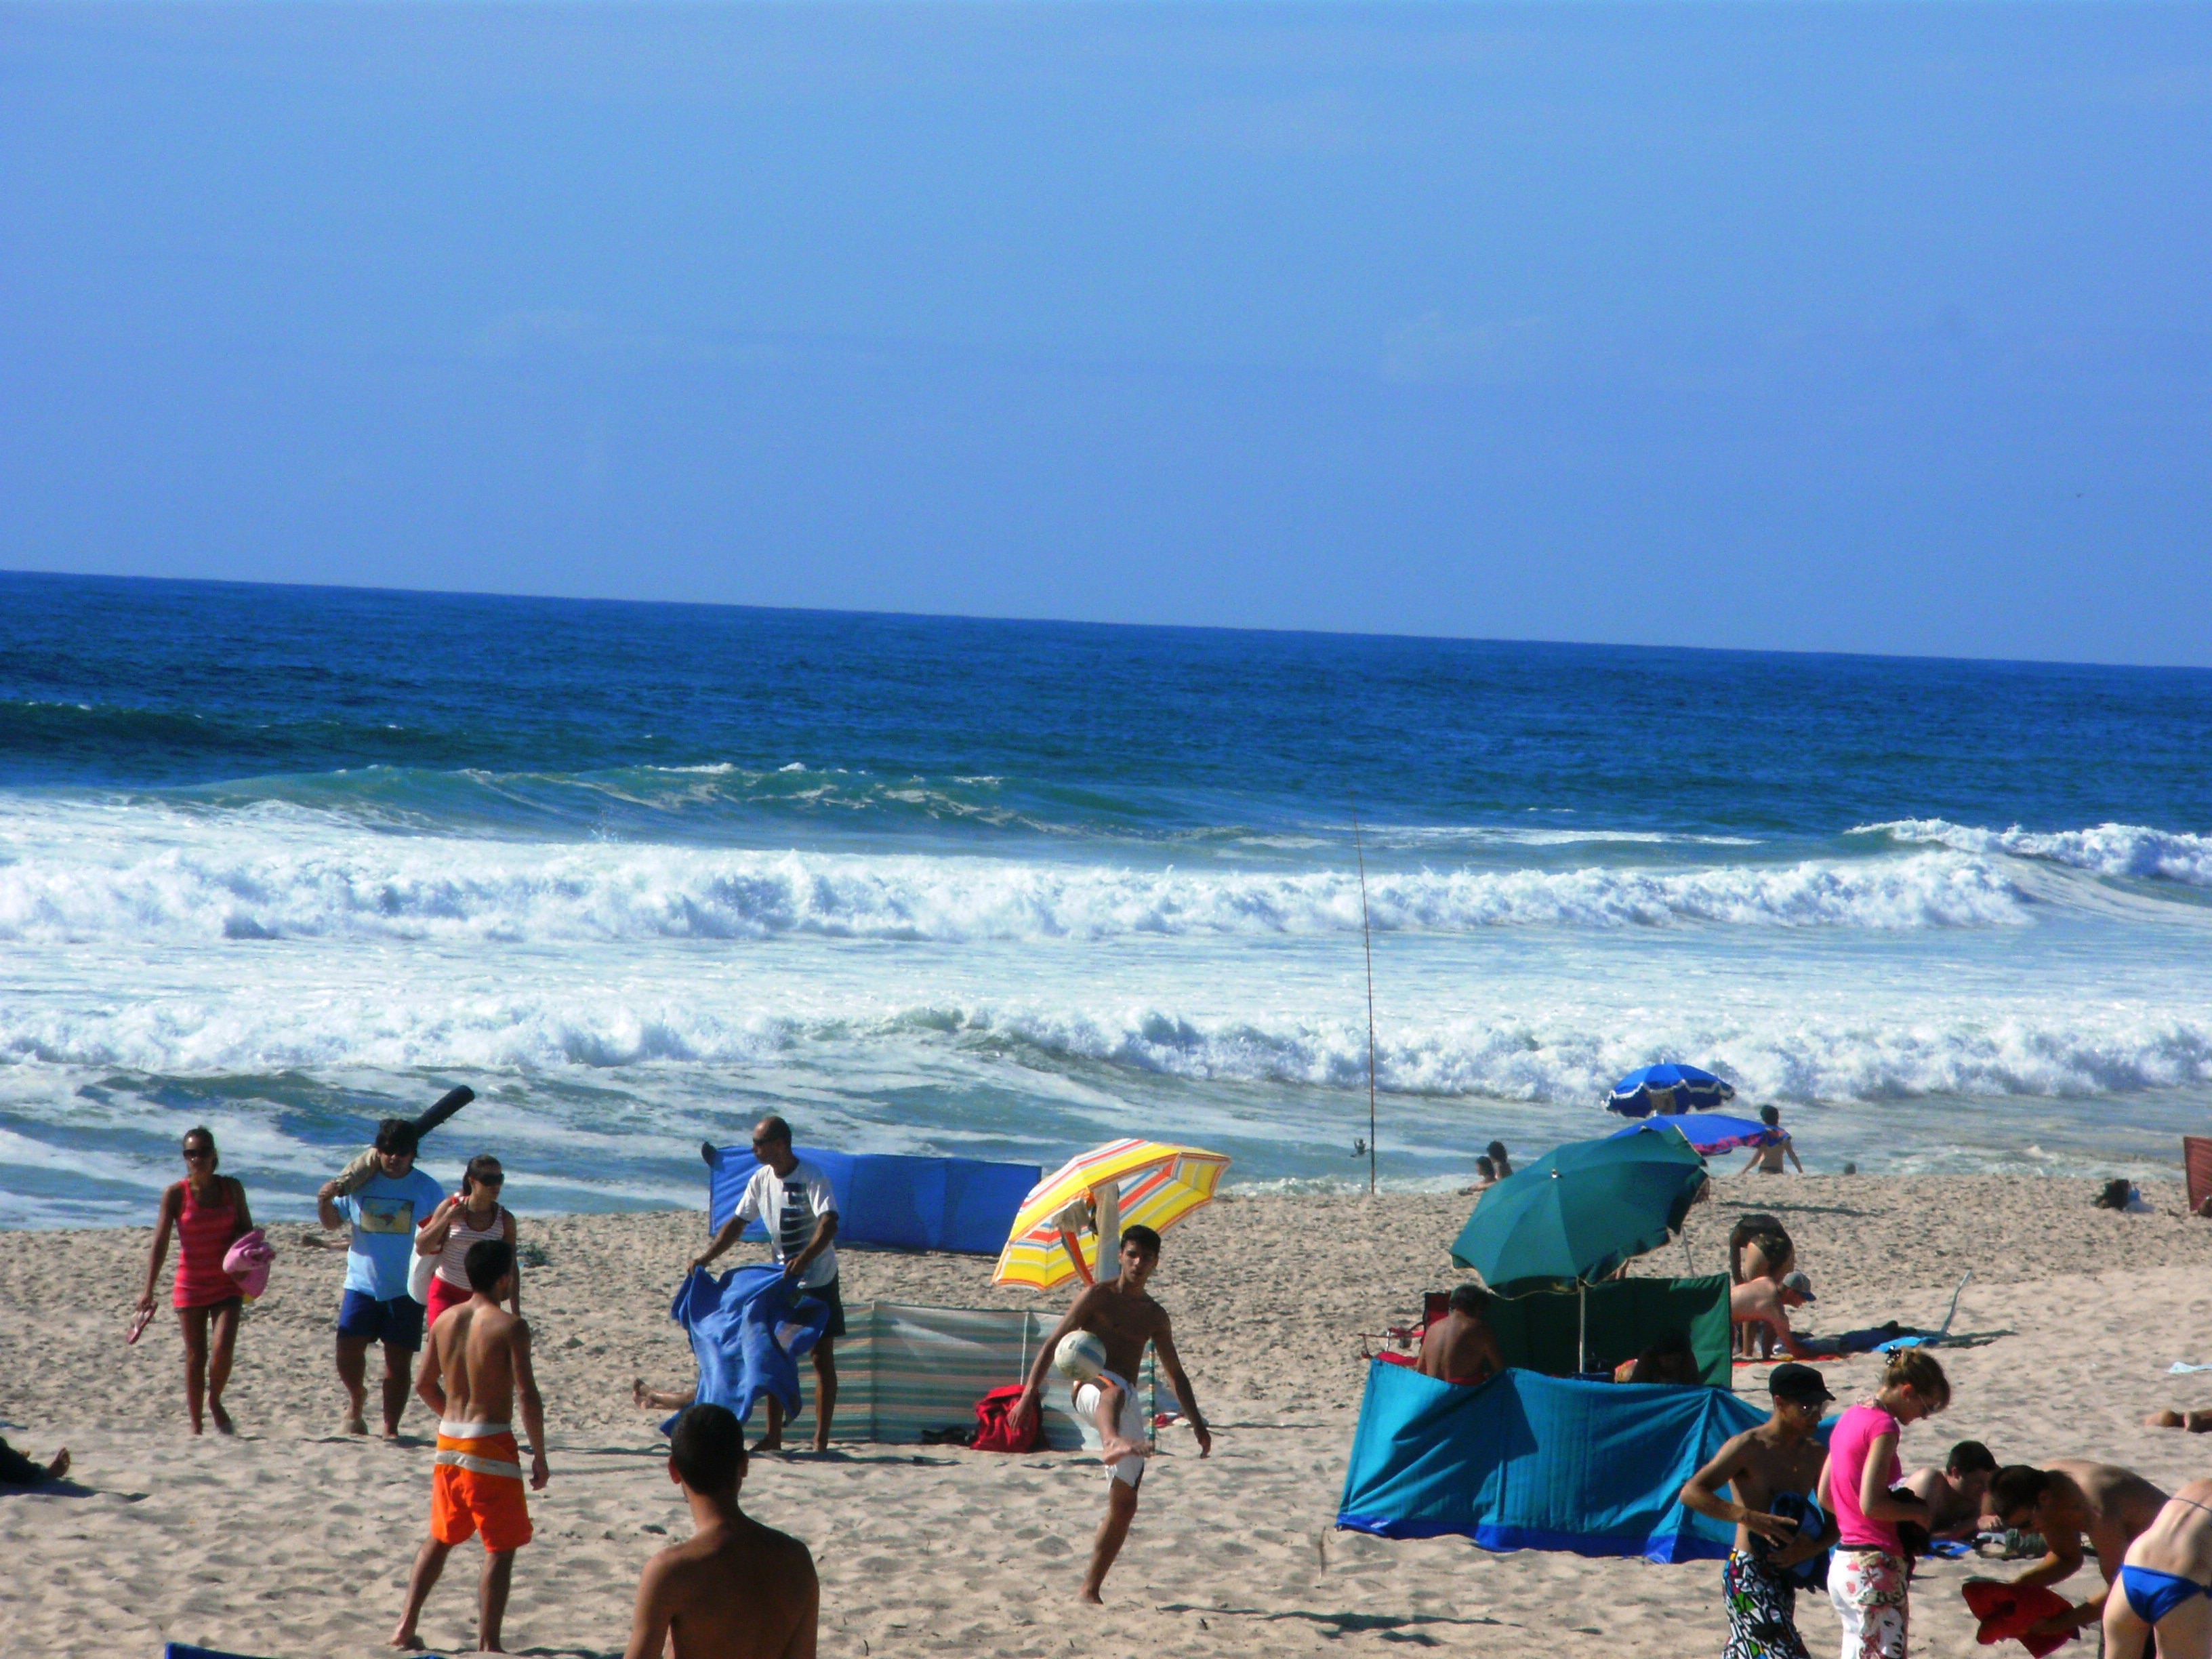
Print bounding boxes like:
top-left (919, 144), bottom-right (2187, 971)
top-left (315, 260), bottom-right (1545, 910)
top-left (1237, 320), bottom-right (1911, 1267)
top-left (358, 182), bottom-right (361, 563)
top-left (690, 1115), bottom-right (842, 1454)
top-left (1681, 1361), bottom-right (1839, 1659)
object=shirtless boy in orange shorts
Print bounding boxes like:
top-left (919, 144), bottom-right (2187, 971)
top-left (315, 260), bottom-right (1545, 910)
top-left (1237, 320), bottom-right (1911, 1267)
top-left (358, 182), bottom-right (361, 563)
top-left (392, 1237), bottom-right (550, 1653)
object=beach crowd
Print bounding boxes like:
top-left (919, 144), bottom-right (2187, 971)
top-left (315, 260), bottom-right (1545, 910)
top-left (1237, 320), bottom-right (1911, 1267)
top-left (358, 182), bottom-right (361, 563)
top-left (6, 1110), bottom-right (2211, 1659)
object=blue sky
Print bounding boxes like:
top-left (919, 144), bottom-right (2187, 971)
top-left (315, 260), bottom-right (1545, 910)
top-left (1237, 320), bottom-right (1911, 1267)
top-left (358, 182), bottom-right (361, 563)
top-left (3, 2), bottom-right (2208, 664)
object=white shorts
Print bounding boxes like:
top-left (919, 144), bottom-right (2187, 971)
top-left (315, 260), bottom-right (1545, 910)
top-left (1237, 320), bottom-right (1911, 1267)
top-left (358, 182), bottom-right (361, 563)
top-left (1073, 1369), bottom-right (1146, 1488)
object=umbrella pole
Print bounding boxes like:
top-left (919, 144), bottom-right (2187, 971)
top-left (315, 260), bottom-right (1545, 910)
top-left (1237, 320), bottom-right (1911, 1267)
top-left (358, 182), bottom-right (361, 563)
top-left (1352, 800), bottom-right (1378, 1197)
top-left (1578, 1284), bottom-right (1587, 1374)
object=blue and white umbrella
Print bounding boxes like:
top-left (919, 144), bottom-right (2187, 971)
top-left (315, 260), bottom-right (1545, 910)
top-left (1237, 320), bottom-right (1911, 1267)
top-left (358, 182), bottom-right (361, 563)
top-left (1605, 1063), bottom-right (1736, 1118)
top-left (1608, 1113), bottom-right (1777, 1155)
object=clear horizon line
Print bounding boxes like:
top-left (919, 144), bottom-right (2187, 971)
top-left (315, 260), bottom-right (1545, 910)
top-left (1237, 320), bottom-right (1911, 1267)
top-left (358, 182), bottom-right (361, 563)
top-left (6, 562), bottom-right (2205, 678)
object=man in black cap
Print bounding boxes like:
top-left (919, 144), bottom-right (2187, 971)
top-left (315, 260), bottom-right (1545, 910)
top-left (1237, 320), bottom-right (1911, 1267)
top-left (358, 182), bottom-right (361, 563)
top-left (1681, 1361), bottom-right (1840, 1659)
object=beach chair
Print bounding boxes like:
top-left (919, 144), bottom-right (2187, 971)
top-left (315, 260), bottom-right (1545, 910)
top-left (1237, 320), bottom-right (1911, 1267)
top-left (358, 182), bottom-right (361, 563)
top-left (2185, 1136), bottom-right (2212, 1217)
top-left (1355, 1290), bottom-right (1446, 1363)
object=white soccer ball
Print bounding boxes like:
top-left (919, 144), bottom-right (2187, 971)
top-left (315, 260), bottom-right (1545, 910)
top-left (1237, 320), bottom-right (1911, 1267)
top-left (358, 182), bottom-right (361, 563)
top-left (1052, 1330), bottom-right (1108, 1385)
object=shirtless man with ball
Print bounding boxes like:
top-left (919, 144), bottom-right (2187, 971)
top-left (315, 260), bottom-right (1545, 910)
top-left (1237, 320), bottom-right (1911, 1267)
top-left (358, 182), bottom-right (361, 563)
top-left (1013, 1224), bottom-right (1212, 1603)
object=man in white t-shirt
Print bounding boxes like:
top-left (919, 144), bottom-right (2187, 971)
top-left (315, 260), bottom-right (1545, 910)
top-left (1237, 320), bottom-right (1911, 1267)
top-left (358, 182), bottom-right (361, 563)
top-left (691, 1115), bottom-right (842, 1453)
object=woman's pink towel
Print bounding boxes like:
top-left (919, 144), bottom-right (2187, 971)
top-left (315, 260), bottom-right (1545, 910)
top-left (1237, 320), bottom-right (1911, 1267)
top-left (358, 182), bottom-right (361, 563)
top-left (222, 1229), bottom-right (275, 1300)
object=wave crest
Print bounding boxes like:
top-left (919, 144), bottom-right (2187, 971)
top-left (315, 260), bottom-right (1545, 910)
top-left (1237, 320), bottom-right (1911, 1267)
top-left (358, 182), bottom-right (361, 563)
top-left (0, 834), bottom-right (2035, 943)
top-left (7, 990), bottom-right (2210, 1105)
top-left (1858, 819), bottom-right (2212, 888)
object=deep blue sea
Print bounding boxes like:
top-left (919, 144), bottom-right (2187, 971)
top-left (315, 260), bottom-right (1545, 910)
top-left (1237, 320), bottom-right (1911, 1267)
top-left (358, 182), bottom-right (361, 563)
top-left (5, 569), bottom-right (2211, 1227)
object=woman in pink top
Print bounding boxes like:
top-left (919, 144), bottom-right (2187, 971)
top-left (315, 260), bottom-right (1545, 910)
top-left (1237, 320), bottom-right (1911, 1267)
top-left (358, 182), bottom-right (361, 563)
top-left (138, 1125), bottom-right (254, 1435)
top-left (1820, 1349), bottom-right (1952, 1659)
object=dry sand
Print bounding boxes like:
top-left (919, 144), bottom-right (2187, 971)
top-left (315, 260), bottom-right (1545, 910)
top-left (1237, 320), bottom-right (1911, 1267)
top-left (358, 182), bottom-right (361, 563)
top-left (6, 1172), bottom-right (2212, 1658)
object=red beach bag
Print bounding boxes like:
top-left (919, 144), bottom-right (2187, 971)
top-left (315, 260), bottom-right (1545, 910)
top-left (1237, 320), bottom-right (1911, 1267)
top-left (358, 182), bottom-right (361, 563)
top-left (971, 1385), bottom-right (1042, 1454)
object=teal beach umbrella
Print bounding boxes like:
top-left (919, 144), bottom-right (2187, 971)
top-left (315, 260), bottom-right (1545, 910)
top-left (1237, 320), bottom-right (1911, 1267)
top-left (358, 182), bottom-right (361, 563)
top-left (1449, 1132), bottom-right (1710, 1369)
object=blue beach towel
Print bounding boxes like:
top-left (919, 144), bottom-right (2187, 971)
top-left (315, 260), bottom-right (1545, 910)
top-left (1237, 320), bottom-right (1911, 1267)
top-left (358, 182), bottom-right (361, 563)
top-left (164, 1646), bottom-right (287, 1659)
top-left (1337, 1361), bottom-right (1770, 1563)
top-left (665, 1265), bottom-right (831, 1431)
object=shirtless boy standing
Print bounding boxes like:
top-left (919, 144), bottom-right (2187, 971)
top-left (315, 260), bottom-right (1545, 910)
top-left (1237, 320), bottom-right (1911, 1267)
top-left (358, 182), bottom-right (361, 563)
top-left (1012, 1224), bottom-right (1212, 1603)
top-left (1416, 1284), bottom-right (1504, 1387)
top-left (1681, 1362), bottom-right (1839, 1659)
top-left (623, 1403), bottom-right (817, 1659)
top-left (392, 1239), bottom-right (550, 1654)
top-left (2104, 1477), bottom-right (2212, 1659)
top-left (1986, 1460), bottom-right (2172, 1644)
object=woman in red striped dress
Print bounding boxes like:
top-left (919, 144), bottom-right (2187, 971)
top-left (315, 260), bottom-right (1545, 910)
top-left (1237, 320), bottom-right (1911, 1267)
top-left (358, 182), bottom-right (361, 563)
top-left (138, 1126), bottom-right (253, 1434)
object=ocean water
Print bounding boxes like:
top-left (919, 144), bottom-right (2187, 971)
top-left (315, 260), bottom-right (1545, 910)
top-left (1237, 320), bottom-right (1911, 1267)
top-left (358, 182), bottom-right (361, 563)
top-left (5, 569), bottom-right (2211, 1228)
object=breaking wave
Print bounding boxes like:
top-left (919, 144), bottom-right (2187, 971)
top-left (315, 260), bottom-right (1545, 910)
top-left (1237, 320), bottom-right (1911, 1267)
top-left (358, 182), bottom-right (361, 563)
top-left (7, 987), bottom-right (2210, 1105)
top-left (0, 831), bottom-right (2039, 943)
top-left (1858, 819), bottom-right (2212, 889)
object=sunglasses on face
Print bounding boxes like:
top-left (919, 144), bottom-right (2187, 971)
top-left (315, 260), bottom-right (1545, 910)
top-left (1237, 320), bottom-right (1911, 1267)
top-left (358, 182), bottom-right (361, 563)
top-left (183, 1146), bottom-right (214, 1160)
top-left (474, 1173), bottom-right (504, 1187)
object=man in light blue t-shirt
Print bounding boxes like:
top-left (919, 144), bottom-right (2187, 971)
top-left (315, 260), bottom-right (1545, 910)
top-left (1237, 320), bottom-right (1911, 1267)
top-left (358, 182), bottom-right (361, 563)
top-left (317, 1118), bottom-right (446, 1437)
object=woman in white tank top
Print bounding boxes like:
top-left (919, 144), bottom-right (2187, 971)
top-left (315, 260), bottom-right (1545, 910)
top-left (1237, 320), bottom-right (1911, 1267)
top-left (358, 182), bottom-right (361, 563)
top-left (413, 1153), bottom-right (518, 1325)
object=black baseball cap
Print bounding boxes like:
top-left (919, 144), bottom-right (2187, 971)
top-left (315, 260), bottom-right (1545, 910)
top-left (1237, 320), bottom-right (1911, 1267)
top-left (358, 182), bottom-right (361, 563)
top-left (1767, 1362), bottom-right (1835, 1403)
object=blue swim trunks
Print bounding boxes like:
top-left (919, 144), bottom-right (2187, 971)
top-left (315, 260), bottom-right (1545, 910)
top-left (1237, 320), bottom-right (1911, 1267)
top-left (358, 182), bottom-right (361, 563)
top-left (337, 1288), bottom-right (426, 1351)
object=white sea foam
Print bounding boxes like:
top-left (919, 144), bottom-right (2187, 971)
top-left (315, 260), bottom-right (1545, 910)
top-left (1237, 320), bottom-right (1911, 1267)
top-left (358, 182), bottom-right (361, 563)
top-left (6, 985), bottom-right (2210, 1106)
top-left (1858, 819), bottom-right (2212, 888)
top-left (0, 803), bottom-right (2037, 943)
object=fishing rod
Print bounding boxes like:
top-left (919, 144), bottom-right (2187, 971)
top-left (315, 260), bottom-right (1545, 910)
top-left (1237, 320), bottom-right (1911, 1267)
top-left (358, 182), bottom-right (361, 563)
top-left (1351, 801), bottom-right (1378, 1197)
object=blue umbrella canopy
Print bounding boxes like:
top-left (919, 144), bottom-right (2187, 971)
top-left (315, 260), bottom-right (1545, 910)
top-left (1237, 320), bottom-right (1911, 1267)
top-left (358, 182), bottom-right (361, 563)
top-left (1609, 1115), bottom-right (1778, 1155)
top-left (1449, 1131), bottom-right (1710, 1292)
top-left (1605, 1063), bottom-right (1736, 1118)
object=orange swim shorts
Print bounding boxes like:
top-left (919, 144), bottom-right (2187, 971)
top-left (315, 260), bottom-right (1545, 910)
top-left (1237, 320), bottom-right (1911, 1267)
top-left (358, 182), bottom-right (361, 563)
top-left (430, 1422), bottom-right (533, 1553)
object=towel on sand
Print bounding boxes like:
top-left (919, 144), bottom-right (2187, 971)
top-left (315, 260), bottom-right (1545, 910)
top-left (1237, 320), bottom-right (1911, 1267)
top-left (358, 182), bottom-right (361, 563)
top-left (665, 1265), bottom-right (830, 1431)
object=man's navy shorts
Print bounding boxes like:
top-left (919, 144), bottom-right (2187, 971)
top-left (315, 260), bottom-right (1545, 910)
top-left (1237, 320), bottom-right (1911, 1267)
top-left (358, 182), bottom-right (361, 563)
top-left (337, 1290), bottom-right (426, 1350)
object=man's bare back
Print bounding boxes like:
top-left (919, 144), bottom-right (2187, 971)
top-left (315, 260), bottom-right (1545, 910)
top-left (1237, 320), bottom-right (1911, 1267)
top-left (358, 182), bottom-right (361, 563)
top-left (1994, 1458), bottom-right (2172, 1641)
top-left (430, 1302), bottom-right (523, 1425)
top-left (1730, 1279), bottom-right (1820, 1359)
top-left (2047, 1461), bottom-right (2171, 1581)
top-left (629, 1513), bottom-right (818, 1659)
top-left (1416, 1308), bottom-right (1502, 1386)
top-left (628, 1404), bottom-right (817, 1659)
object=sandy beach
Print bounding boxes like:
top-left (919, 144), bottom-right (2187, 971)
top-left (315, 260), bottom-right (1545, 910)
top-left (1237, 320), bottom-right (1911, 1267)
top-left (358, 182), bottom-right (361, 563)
top-left (6, 1172), bottom-right (2212, 1658)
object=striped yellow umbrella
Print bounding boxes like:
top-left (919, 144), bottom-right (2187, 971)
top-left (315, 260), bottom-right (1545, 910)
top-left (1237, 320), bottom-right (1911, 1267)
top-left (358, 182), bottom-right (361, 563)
top-left (993, 1138), bottom-right (1232, 1290)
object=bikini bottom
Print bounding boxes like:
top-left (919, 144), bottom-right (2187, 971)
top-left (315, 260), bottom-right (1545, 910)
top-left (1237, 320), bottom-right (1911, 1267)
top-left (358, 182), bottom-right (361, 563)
top-left (2121, 1565), bottom-right (2212, 1626)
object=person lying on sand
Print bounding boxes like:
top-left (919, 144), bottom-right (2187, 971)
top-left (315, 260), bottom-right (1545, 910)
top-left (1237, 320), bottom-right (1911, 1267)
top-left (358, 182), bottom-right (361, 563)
top-left (0, 1433), bottom-right (68, 1487)
top-left (1904, 1439), bottom-right (1999, 1542)
top-left (622, 1403), bottom-right (817, 1659)
top-left (1012, 1225), bottom-right (1212, 1604)
top-left (1681, 1361), bottom-right (1839, 1659)
top-left (392, 1240), bottom-right (550, 1654)
top-left (1732, 1271), bottom-right (1829, 1361)
top-left (1983, 1460), bottom-right (2171, 1645)
top-left (1417, 1284), bottom-right (1504, 1387)
top-left (2148, 1409), bottom-right (2212, 1433)
top-left (2103, 1477), bottom-right (2212, 1659)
